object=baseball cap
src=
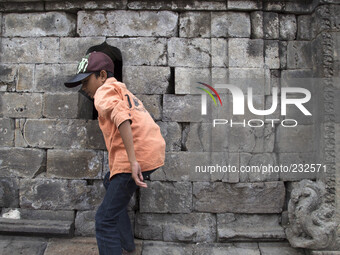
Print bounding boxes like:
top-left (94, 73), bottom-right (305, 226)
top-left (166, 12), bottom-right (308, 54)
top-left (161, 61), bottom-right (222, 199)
top-left (64, 51), bottom-right (115, 88)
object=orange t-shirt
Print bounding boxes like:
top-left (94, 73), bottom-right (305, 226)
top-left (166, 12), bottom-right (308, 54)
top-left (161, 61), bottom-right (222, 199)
top-left (93, 77), bottom-right (166, 180)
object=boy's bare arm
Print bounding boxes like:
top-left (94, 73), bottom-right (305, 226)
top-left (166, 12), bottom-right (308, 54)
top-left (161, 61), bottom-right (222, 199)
top-left (118, 120), bottom-right (147, 188)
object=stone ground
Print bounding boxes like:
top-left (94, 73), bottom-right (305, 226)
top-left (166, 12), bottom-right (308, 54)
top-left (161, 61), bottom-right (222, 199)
top-left (0, 235), bottom-right (311, 255)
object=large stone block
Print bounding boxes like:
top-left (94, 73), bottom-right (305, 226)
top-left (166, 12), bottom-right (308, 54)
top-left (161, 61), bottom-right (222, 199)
top-left (287, 41), bottom-right (312, 69)
top-left (251, 11), bottom-right (263, 38)
top-left (0, 64), bottom-right (17, 91)
top-left (142, 240), bottom-right (193, 255)
top-left (279, 14), bottom-right (297, 40)
top-left (44, 237), bottom-right (99, 255)
top-left (46, 1), bottom-right (127, 11)
top-left (43, 92), bottom-right (93, 119)
top-left (22, 119), bottom-right (105, 150)
top-left (193, 181), bottom-right (285, 213)
top-left (263, 12), bottom-right (279, 39)
top-left (0, 178), bottom-right (19, 207)
top-left (179, 12), bottom-right (211, 38)
top-left (168, 38), bottom-right (211, 67)
top-left (123, 66), bottom-right (170, 94)
top-left (77, 10), bottom-right (178, 37)
top-left (174, 67), bottom-right (210, 94)
top-left (212, 38), bottom-right (228, 67)
top-left (128, 0), bottom-right (227, 10)
top-left (162, 94), bottom-right (207, 122)
top-left (20, 179), bottom-right (105, 210)
top-left (157, 121), bottom-right (181, 151)
top-left (217, 213), bottom-right (285, 241)
top-left (239, 153), bottom-right (279, 182)
top-left (135, 94), bottom-right (162, 120)
top-left (35, 64), bottom-right (80, 93)
top-left (227, 1), bottom-right (262, 10)
top-left (135, 212), bottom-right (216, 242)
top-left (193, 242), bottom-right (260, 255)
top-left (0, 147), bottom-right (46, 178)
top-left (0, 2), bottom-right (44, 11)
top-left (46, 149), bottom-right (103, 179)
top-left (1, 38), bottom-right (60, 63)
top-left (139, 181), bottom-right (192, 213)
top-left (0, 92), bottom-right (43, 118)
top-left (228, 39), bottom-right (264, 68)
top-left (298, 15), bottom-right (312, 40)
top-left (278, 152), bottom-right (318, 181)
top-left (0, 118), bottom-right (15, 146)
top-left (211, 12), bottom-right (250, 38)
top-left (258, 242), bottom-right (306, 255)
top-left (107, 37), bottom-right (167, 66)
top-left (228, 68), bottom-right (267, 95)
top-left (0, 236), bottom-right (47, 255)
top-left (264, 40), bottom-right (280, 69)
top-left (276, 125), bottom-right (315, 152)
top-left (3, 12), bottom-right (76, 37)
top-left (60, 37), bottom-right (106, 63)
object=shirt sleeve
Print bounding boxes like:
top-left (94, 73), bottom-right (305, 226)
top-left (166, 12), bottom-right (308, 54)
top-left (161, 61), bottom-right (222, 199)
top-left (94, 85), bottom-right (132, 128)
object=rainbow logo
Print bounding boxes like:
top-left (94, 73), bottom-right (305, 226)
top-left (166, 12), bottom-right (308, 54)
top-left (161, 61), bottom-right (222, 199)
top-left (196, 82), bottom-right (223, 107)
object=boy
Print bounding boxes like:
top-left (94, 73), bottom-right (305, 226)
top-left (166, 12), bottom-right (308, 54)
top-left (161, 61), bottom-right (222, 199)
top-left (64, 51), bottom-right (166, 255)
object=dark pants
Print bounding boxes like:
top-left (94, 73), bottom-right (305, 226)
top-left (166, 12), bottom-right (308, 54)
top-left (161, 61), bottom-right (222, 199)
top-left (95, 169), bottom-right (156, 255)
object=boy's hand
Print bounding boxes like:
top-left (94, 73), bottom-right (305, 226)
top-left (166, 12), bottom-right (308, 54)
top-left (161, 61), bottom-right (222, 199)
top-left (130, 161), bottom-right (147, 188)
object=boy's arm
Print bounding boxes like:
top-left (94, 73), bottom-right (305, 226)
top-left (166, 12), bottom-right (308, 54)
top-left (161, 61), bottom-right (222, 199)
top-left (118, 119), bottom-right (147, 188)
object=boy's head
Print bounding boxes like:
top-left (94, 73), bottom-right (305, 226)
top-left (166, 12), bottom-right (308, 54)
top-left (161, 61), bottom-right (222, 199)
top-left (64, 51), bottom-right (115, 99)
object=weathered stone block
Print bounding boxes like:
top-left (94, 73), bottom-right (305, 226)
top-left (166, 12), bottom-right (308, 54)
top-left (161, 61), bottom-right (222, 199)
top-left (193, 181), bottom-right (285, 213)
top-left (142, 240), bottom-right (193, 255)
top-left (227, 0), bottom-right (262, 10)
top-left (43, 92), bottom-right (93, 119)
top-left (157, 121), bottom-right (181, 151)
top-left (297, 15), bottom-right (312, 40)
top-left (35, 64), bottom-right (80, 93)
top-left (278, 153), bottom-right (318, 181)
top-left (251, 11), bottom-right (263, 38)
top-left (16, 64), bottom-right (35, 92)
top-left (0, 118), bottom-right (15, 146)
top-left (168, 38), bottom-right (211, 67)
top-left (1, 208), bottom-right (74, 221)
top-left (135, 212), bottom-right (216, 242)
top-left (263, 12), bottom-right (279, 39)
top-left (287, 41), bottom-right (312, 69)
top-left (77, 10), bottom-right (178, 37)
top-left (258, 242), bottom-right (306, 255)
top-left (0, 2), bottom-right (44, 12)
top-left (60, 37), bottom-right (105, 63)
top-left (47, 149), bottom-right (103, 179)
top-left (135, 94), bottom-right (162, 121)
top-left (279, 41), bottom-right (288, 69)
top-left (139, 181), bottom-right (192, 213)
top-left (46, 0), bottom-right (127, 11)
top-left (179, 12), bottom-right (211, 38)
top-left (239, 153), bottom-right (279, 182)
top-left (212, 38), bottom-right (228, 67)
top-left (276, 125), bottom-right (315, 152)
top-left (211, 12), bottom-right (250, 38)
top-left (23, 119), bottom-right (105, 150)
top-left (0, 92), bottom-right (42, 118)
top-left (264, 40), bottom-right (280, 69)
top-left (228, 39), bottom-right (264, 68)
top-left (0, 236), bottom-right (47, 255)
top-left (162, 94), bottom-right (206, 122)
top-left (217, 213), bottom-right (285, 241)
top-left (279, 14), bottom-right (297, 40)
top-left (175, 67), bottom-right (210, 94)
top-left (0, 178), bottom-right (19, 207)
top-left (123, 66), bottom-right (170, 94)
top-left (1, 38), bottom-right (60, 63)
top-left (20, 179), bottom-right (105, 210)
top-left (128, 0), bottom-right (227, 10)
top-left (193, 242), bottom-right (260, 255)
top-left (107, 37), bottom-right (167, 66)
top-left (3, 12), bottom-right (76, 37)
top-left (0, 147), bottom-right (46, 178)
top-left (75, 210), bottom-right (96, 236)
top-left (0, 64), bottom-right (17, 91)
top-left (44, 237), bottom-right (99, 255)
top-left (228, 68), bottom-right (266, 95)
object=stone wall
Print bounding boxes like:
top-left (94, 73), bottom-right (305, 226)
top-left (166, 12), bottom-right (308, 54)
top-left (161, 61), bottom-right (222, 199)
top-left (0, 0), bottom-right (339, 254)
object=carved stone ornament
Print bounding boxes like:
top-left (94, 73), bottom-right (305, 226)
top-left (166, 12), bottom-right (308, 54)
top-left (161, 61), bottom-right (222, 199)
top-left (285, 179), bottom-right (337, 249)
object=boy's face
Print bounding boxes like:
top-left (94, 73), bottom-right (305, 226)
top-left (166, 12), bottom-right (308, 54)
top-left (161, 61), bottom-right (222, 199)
top-left (80, 70), bottom-right (107, 99)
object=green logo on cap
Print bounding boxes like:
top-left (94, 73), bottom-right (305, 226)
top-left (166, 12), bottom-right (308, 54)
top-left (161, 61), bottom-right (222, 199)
top-left (77, 54), bottom-right (90, 74)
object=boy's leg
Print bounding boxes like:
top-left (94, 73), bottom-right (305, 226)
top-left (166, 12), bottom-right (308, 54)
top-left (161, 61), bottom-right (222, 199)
top-left (95, 173), bottom-right (137, 255)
